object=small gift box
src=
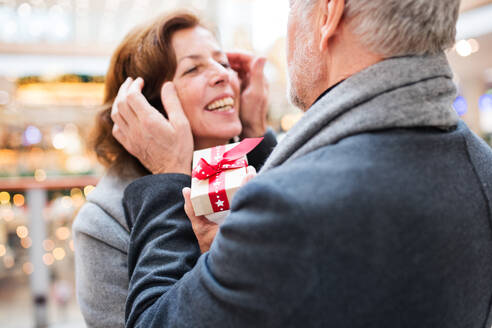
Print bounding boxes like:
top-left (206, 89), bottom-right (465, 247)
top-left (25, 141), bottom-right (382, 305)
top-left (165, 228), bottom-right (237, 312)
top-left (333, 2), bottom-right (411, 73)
top-left (190, 138), bottom-right (263, 224)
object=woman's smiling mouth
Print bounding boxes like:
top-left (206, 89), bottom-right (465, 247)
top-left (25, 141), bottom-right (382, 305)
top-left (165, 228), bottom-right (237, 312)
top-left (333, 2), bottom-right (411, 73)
top-left (206, 96), bottom-right (235, 112)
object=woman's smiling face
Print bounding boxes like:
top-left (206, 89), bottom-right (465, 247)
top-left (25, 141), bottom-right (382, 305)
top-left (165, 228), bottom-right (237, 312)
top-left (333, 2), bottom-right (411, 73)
top-left (171, 26), bottom-right (242, 150)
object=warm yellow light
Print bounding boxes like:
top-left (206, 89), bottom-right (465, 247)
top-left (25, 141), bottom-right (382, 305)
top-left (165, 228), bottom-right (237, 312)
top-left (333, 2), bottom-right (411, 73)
top-left (16, 225), bottom-right (29, 239)
top-left (53, 247), bottom-right (66, 260)
top-left (20, 237), bottom-right (32, 249)
top-left (71, 188), bottom-right (85, 207)
top-left (456, 40), bottom-right (472, 57)
top-left (0, 191), bottom-right (10, 205)
top-left (4, 255), bottom-right (14, 268)
top-left (69, 239), bottom-right (74, 252)
top-left (13, 194), bottom-right (25, 207)
top-left (1, 208), bottom-right (14, 222)
top-left (0, 245), bottom-right (6, 257)
top-left (55, 227), bottom-right (71, 241)
top-left (22, 262), bottom-right (34, 275)
top-left (34, 169), bottom-right (47, 182)
top-left (70, 188), bottom-right (82, 198)
top-left (61, 196), bottom-right (72, 208)
top-left (84, 185), bottom-right (95, 197)
top-left (42, 253), bottom-right (55, 266)
top-left (42, 239), bottom-right (55, 251)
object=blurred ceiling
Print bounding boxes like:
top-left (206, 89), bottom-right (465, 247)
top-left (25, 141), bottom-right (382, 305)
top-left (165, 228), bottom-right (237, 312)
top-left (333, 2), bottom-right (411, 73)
top-left (0, 0), bottom-right (221, 55)
top-left (1, 0), bottom-right (491, 58)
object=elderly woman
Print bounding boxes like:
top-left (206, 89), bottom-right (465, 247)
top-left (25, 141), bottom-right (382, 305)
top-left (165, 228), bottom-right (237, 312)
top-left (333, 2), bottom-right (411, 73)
top-left (72, 11), bottom-right (275, 328)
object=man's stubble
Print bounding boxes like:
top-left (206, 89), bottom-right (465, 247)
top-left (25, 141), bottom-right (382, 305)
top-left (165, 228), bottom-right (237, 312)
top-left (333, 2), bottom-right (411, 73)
top-left (287, 18), bottom-right (323, 112)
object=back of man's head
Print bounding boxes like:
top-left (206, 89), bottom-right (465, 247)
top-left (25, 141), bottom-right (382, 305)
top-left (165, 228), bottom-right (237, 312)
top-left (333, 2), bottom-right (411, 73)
top-left (298, 0), bottom-right (461, 57)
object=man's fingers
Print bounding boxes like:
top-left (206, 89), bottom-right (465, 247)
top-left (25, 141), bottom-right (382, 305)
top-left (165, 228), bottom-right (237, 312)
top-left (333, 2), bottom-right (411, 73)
top-left (250, 57), bottom-right (267, 89)
top-left (115, 77), bottom-right (133, 102)
top-left (227, 52), bottom-right (254, 81)
top-left (241, 166), bottom-right (257, 186)
top-left (111, 77), bottom-right (135, 127)
top-left (126, 77), bottom-right (159, 121)
top-left (112, 123), bottom-right (130, 151)
top-left (161, 82), bottom-right (189, 128)
top-left (111, 103), bottom-right (130, 130)
top-left (227, 51), bottom-right (253, 70)
top-left (183, 187), bottom-right (202, 227)
top-left (113, 77), bottom-right (133, 115)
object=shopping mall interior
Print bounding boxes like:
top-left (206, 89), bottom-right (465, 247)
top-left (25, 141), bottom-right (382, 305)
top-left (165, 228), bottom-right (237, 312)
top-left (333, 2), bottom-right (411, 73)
top-left (0, 0), bottom-right (492, 327)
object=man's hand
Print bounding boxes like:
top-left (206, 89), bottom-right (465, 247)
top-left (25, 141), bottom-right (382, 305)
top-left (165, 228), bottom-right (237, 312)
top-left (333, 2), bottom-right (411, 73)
top-left (228, 52), bottom-right (269, 138)
top-left (182, 166), bottom-right (257, 253)
top-left (111, 77), bottom-right (194, 175)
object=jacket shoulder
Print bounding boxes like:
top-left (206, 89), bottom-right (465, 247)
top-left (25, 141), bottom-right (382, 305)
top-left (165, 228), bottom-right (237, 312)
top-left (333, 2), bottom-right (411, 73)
top-left (73, 201), bottom-right (129, 253)
top-left (251, 126), bottom-right (488, 222)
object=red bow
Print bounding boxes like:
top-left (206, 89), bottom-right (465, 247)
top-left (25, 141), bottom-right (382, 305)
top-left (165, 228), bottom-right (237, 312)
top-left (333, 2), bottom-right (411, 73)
top-left (192, 138), bottom-right (264, 180)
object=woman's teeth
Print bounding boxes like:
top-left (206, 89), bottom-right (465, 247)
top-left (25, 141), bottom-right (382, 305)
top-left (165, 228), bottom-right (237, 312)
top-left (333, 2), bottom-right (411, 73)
top-left (206, 97), bottom-right (234, 111)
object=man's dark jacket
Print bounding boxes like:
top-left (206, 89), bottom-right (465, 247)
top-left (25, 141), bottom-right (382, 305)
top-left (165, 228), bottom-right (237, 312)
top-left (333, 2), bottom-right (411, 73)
top-left (123, 54), bottom-right (492, 328)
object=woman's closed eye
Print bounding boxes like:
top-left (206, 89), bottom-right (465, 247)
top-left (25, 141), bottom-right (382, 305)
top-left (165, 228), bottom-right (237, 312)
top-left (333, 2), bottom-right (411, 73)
top-left (183, 61), bottom-right (229, 76)
top-left (184, 66), bottom-right (199, 75)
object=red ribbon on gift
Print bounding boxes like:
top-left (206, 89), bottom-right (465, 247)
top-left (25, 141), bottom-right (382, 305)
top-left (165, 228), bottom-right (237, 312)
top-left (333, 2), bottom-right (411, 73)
top-left (192, 137), bottom-right (263, 213)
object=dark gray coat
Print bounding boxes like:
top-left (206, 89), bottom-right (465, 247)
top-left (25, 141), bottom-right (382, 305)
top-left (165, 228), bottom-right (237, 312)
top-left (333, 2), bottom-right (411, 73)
top-left (124, 54), bottom-right (492, 328)
top-left (73, 133), bottom-right (276, 328)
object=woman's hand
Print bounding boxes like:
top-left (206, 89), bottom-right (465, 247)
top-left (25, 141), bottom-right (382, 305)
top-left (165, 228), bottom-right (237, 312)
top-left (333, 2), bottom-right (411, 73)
top-left (228, 52), bottom-right (269, 138)
top-left (182, 166), bottom-right (257, 253)
top-left (111, 78), bottom-right (194, 175)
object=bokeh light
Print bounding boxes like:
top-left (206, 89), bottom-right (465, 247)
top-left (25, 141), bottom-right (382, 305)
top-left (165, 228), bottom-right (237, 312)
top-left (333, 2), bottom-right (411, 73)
top-left (42, 253), bottom-right (55, 266)
top-left (34, 168), bottom-right (47, 182)
top-left (13, 194), bottom-right (25, 207)
top-left (55, 226), bottom-right (71, 240)
top-left (53, 247), bottom-right (66, 260)
top-left (83, 185), bottom-right (95, 197)
top-left (456, 40), bottom-right (472, 57)
top-left (16, 225), bottom-right (29, 239)
top-left (23, 125), bottom-right (42, 146)
top-left (3, 255), bottom-right (14, 268)
top-left (0, 191), bottom-right (10, 205)
top-left (479, 94), bottom-right (492, 112)
top-left (42, 239), bottom-right (55, 251)
top-left (453, 96), bottom-right (468, 116)
top-left (22, 262), bottom-right (34, 275)
top-left (20, 237), bottom-right (32, 249)
top-left (61, 196), bottom-right (72, 208)
top-left (1, 208), bottom-right (14, 222)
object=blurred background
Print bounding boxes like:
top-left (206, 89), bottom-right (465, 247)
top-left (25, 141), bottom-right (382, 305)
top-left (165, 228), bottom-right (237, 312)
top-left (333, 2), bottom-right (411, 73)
top-left (0, 0), bottom-right (491, 327)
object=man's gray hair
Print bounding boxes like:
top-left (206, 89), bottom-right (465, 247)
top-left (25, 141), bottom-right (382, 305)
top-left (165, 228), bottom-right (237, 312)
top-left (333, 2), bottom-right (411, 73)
top-left (298, 0), bottom-right (460, 57)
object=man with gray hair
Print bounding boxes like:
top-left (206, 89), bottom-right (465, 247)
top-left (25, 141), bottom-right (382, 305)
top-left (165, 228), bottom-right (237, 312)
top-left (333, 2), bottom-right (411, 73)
top-left (114, 0), bottom-right (492, 327)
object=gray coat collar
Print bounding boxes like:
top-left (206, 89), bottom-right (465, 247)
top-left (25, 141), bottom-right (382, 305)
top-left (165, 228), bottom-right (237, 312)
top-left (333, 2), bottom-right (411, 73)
top-left (87, 170), bottom-right (137, 232)
top-left (261, 53), bottom-right (459, 172)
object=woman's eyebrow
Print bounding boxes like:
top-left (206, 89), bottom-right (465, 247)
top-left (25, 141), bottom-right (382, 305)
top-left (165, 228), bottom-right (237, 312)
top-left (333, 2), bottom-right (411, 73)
top-left (177, 51), bottom-right (225, 63)
top-left (178, 54), bottom-right (202, 63)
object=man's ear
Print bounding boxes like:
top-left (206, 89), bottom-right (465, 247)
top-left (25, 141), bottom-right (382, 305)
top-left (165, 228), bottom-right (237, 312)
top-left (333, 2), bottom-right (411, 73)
top-left (319, 0), bottom-right (345, 52)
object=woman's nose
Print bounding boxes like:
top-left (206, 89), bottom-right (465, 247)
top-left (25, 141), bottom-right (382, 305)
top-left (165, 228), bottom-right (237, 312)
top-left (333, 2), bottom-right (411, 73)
top-left (209, 63), bottom-right (230, 86)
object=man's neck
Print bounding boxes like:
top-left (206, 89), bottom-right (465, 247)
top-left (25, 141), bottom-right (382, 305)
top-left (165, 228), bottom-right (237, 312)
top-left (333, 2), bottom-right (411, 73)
top-left (308, 31), bottom-right (383, 109)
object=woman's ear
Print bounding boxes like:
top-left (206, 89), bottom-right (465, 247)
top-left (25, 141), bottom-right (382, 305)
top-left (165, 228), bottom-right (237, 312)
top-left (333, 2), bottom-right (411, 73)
top-left (319, 0), bottom-right (345, 52)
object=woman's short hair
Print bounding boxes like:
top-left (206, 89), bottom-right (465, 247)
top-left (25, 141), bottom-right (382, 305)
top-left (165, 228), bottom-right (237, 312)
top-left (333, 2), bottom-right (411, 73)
top-left (92, 12), bottom-right (204, 177)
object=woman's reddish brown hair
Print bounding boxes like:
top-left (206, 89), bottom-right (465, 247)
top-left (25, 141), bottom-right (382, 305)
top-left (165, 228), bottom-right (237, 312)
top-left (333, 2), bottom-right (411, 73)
top-left (92, 12), bottom-right (204, 177)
